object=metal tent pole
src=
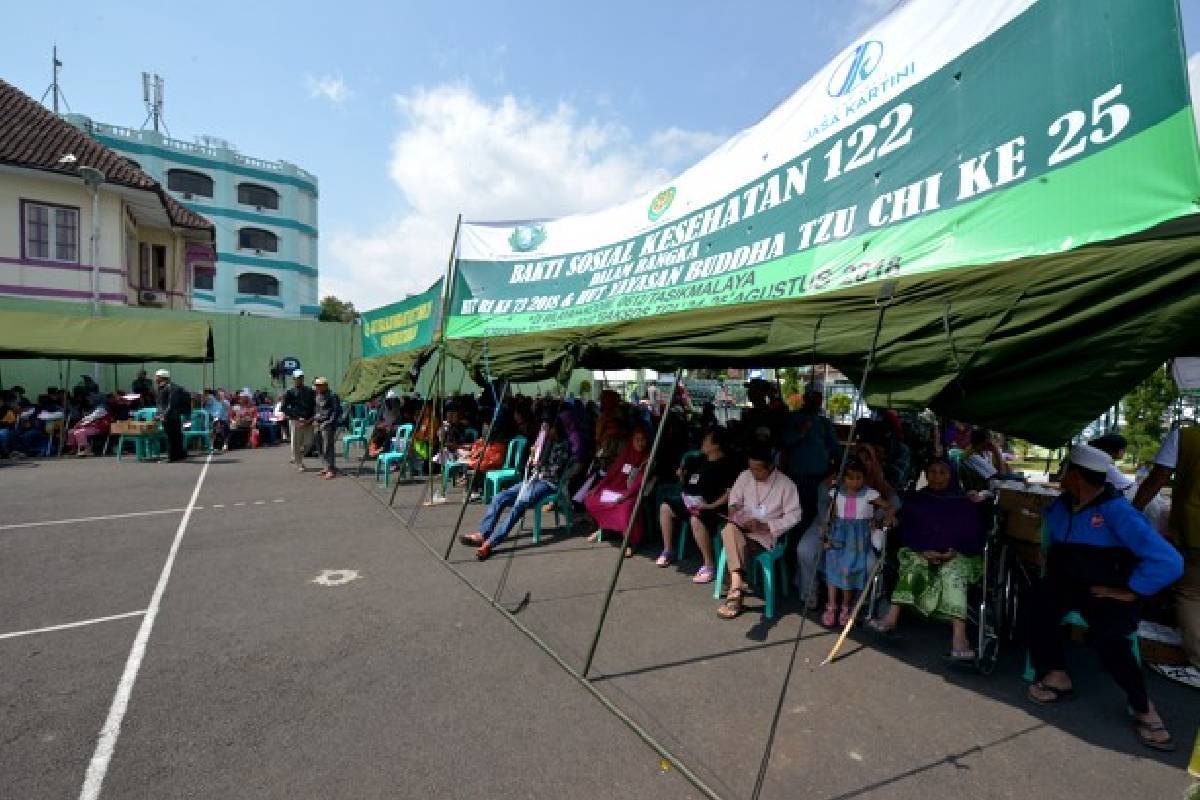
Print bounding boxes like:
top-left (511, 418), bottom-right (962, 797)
top-left (581, 371), bottom-right (677, 677)
top-left (442, 378), bottom-right (510, 559)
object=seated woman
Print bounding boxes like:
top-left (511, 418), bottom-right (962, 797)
top-left (574, 416), bottom-right (625, 503)
top-left (66, 400), bottom-right (111, 456)
top-left (203, 389), bottom-right (231, 452)
top-left (656, 427), bottom-right (740, 582)
top-left (585, 425), bottom-right (651, 555)
top-left (867, 457), bottom-right (988, 661)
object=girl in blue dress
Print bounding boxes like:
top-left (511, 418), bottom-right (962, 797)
top-left (823, 459), bottom-right (893, 627)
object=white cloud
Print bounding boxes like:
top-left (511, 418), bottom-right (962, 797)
top-left (1189, 53), bottom-right (1200, 132)
top-left (324, 84), bottom-right (719, 308)
top-left (306, 74), bottom-right (350, 104)
top-left (649, 126), bottom-right (726, 166)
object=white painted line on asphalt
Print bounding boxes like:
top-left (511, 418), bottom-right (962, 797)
top-left (0, 610), bottom-right (147, 641)
top-left (212, 503), bottom-right (225, 509)
top-left (0, 508), bottom-right (186, 532)
top-left (272, 498), bottom-right (285, 503)
top-left (253, 500), bottom-right (265, 505)
top-left (234, 501), bottom-right (246, 506)
top-left (79, 451), bottom-right (212, 800)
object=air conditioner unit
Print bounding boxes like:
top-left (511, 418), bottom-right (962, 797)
top-left (139, 290), bottom-right (166, 305)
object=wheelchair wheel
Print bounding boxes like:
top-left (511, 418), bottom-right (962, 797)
top-left (976, 633), bottom-right (1000, 675)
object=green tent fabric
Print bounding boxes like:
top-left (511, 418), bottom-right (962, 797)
top-left (445, 229), bottom-right (1200, 445)
top-left (0, 309), bottom-right (213, 363)
top-left (340, 348), bottom-right (430, 403)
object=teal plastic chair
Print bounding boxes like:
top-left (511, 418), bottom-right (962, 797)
top-left (117, 408), bottom-right (163, 461)
top-left (483, 436), bottom-right (529, 502)
top-left (342, 409), bottom-right (378, 459)
top-left (440, 428), bottom-right (482, 496)
top-left (376, 424), bottom-right (415, 487)
top-left (712, 536), bottom-right (789, 619)
top-left (182, 409), bottom-right (213, 453)
top-left (671, 450), bottom-right (702, 558)
top-left (529, 479), bottom-right (576, 544)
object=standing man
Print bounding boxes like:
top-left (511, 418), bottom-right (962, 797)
top-left (782, 381), bottom-right (839, 573)
top-left (131, 369), bottom-right (153, 403)
top-left (1134, 424), bottom-right (1200, 686)
top-left (282, 369), bottom-right (316, 472)
top-left (312, 377), bottom-right (342, 479)
top-left (154, 369), bottom-right (191, 463)
top-left (1028, 444), bottom-right (1182, 750)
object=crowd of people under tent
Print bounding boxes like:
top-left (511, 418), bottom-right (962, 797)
top-left (356, 374), bottom-right (1194, 753)
top-left (1, 367), bottom-right (1196, 752)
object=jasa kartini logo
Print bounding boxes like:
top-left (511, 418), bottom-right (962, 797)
top-left (828, 40), bottom-right (884, 98)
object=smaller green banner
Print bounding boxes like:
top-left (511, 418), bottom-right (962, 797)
top-left (360, 279), bottom-right (442, 359)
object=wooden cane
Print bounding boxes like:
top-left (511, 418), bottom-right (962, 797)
top-left (821, 527), bottom-right (888, 666)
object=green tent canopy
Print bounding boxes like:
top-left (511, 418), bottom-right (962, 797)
top-left (444, 227), bottom-right (1200, 445)
top-left (0, 309), bottom-right (214, 363)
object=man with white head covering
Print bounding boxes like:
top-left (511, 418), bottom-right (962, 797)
top-left (1026, 444), bottom-right (1183, 750)
top-left (154, 369), bottom-right (191, 462)
top-left (281, 369), bottom-right (316, 471)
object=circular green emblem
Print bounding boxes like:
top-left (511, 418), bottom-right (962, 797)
top-left (648, 187), bottom-right (676, 221)
top-left (508, 224), bottom-right (547, 253)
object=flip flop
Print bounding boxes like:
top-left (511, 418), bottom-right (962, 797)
top-left (1133, 720), bottom-right (1175, 752)
top-left (1026, 681), bottom-right (1074, 705)
top-left (717, 589), bottom-right (744, 619)
top-left (692, 566), bottom-right (715, 584)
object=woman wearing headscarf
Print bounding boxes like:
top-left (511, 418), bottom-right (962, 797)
top-left (867, 456), bottom-right (988, 661)
top-left (585, 425), bottom-right (651, 555)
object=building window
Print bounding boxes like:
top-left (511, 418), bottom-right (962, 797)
top-left (23, 201), bottom-right (79, 262)
top-left (166, 169), bottom-right (214, 198)
top-left (237, 183), bottom-right (279, 210)
top-left (238, 227), bottom-right (278, 252)
top-left (194, 270), bottom-right (214, 291)
top-left (238, 272), bottom-right (279, 296)
top-left (137, 243), bottom-right (168, 290)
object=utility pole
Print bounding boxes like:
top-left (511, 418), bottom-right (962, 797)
top-left (40, 46), bottom-right (70, 114)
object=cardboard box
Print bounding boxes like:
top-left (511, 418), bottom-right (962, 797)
top-left (111, 420), bottom-right (159, 435)
top-left (997, 487), bottom-right (1058, 544)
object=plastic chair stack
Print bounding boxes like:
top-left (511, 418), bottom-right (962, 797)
top-left (342, 409), bottom-right (378, 459)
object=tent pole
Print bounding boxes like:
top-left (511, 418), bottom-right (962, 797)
top-left (60, 358), bottom-right (72, 456)
top-left (582, 369), bottom-right (678, 677)
top-left (442, 379), bottom-right (510, 560)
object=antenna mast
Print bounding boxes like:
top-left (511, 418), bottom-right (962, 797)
top-left (40, 45), bottom-right (70, 114)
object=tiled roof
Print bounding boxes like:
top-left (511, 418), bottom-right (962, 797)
top-left (0, 79), bottom-right (214, 234)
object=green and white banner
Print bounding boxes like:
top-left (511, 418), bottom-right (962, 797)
top-left (360, 279), bottom-right (442, 358)
top-left (448, 0), bottom-right (1200, 339)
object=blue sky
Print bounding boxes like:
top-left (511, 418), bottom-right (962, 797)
top-left (4, 0), bottom-right (1200, 308)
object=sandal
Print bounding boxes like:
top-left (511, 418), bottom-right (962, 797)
top-left (692, 566), bottom-right (715, 584)
top-left (655, 551), bottom-right (674, 567)
top-left (1133, 720), bottom-right (1175, 752)
top-left (947, 648), bottom-right (977, 663)
top-left (586, 531), bottom-right (603, 543)
top-left (460, 532), bottom-right (484, 546)
top-left (717, 588), bottom-right (745, 619)
top-left (1026, 681), bottom-right (1074, 705)
top-left (866, 618), bottom-right (896, 636)
top-left (821, 603), bottom-right (837, 627)
top-left (838, 605), bottom-right (852, 626)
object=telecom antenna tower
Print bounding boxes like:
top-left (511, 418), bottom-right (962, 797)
top-left (141, 72), bottom-right (168, 135)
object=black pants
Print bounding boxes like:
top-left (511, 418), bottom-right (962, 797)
top-left (164, 414), bottom-right (185, 461)
top-left (1028, 577), bottom-right (1147, 714)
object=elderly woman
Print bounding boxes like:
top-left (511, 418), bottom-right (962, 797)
top-left (66, 400), bottom-right (111, 456)
top-left (585, 425), bottom-right (651, 555)
top-left (867, 457), bottom-right (988, 660)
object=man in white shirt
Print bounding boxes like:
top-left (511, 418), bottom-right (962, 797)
top-left (717, 445), bottom-right (801, 619)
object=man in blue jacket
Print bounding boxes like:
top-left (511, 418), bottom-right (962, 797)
top-left (1027, 444), bottom-right (1183, 751)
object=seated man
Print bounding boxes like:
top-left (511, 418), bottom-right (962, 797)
top-left (716, 445), bottom-right (801, 619)
top-left (1027, 444), bottom-right (1183, 751)
top-left (459, 417), bottom-right (570, 561)
top-left (867, 457), bottom-right (989, 661)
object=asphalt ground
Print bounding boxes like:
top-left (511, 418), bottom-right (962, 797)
top-left (1, 446), bottom-right (1196, 799)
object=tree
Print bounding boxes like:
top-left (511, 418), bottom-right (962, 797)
top-left (828, 392), bottom-right (853, 420)
top-left (318, 295), bottom-right (358, 323)
top-left (779, 367), bottom-right (803, 399)
top-left (1121, 365), bottom-right (1177, 464)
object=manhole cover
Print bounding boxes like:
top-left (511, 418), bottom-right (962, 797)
top-left (312, 569), bottom-right (360, 587)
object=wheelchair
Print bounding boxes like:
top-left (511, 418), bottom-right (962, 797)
top-left (862, 495), bottom-right (1009, 674)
